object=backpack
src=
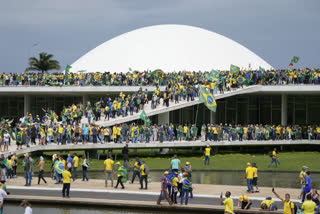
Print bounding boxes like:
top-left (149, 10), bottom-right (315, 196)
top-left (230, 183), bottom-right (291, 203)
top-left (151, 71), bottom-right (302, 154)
top-left (144, 164), bottom-right (149, 174)
top-left (290, 201), bottom-right (298, 214)
top-left (268, 152), bottom-right (273, 157)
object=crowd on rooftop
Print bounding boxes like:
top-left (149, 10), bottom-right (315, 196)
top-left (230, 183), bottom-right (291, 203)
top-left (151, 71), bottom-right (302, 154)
top-left (1, 68), bottom-right (320, 87)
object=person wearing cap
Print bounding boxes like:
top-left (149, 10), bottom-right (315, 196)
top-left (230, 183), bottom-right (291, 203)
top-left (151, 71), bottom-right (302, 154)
top-left (238, 195), bottom-right (252, 209)
top-left (157, 171), bottom-right (173, 205)
top-left (245, 162), bottom-right (254, 193)
top-left (298, 166), bottom-right (308, 200)
top-left (114, 162), bottom-right (125, 189)
top-left (20, 200), bottom-right (32, 214)
top-left (139, 160), bottom-right (148, 190)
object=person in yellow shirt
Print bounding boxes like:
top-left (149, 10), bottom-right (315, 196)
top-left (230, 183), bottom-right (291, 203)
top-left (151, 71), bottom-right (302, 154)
top-left (268, 148), bottom-right (278, 168)
top-left (62, 166), bottom-right (72, 198)
top-left (238, 195), bottom-right (252, 209)
top-left (272, 188), bottom-right (294, 214)
top-left (245, 162), bottom-right (254, 193)
top-left (170, 173), bottom-right (179, 204)
top-left (261, 197), bottom-right (276, 210)
top-left (301, 194), bottom-right (316, 214)
top-left (104, 156), bottom-right (114, 187)
top-left (72, 153), bottom-right (79, 180)
top-left (298, 166), bottom-right (308, 200)
top-left (203, 145), bottom-right (211, 166)
top-left (113, 125), bottom-right (118, 143)
top-left (139, 160), bottom-right (148, 190)
top-left (220, 191), bottom-right (233, 214)
top-left (252, 162), bottom-right (259, 193)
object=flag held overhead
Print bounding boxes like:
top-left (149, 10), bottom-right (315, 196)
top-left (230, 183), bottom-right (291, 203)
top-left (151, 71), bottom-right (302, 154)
top-left (199, 88), bottom-right (217, 112)
top-left (291, 56), bottom-right (300, 63)
top-left (230, 64), bottom-right (240, 74)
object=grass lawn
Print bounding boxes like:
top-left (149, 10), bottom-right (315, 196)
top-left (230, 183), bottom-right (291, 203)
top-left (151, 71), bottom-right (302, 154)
top-left (15, 151), bottom-right (320, 173)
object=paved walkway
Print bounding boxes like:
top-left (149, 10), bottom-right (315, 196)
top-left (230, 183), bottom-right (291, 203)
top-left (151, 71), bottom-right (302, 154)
top-left (6, 177), bottom-right (301, 200)
top-left (5, 177), bottom-right (300, 213)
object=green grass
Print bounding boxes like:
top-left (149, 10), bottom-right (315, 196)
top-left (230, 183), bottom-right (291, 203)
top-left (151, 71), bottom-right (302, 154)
top-left (16, 152), bottom-right (320, 173)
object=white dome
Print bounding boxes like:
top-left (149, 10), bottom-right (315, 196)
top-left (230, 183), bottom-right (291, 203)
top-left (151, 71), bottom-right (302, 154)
top-left (70, 24), bottom-right (273, 73)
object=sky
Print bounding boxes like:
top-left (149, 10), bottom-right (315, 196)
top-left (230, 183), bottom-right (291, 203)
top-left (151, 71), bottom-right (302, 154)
top-left (1, 0), bottom-right (320, 73)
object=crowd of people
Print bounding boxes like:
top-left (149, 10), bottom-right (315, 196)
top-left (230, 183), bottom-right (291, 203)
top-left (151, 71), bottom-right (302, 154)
top-left (2, 120), bottom-right (320, 152)
top-left (1, 68), bottom-right (320, 88)
top-left (0, 148), bottom-right (319, 213)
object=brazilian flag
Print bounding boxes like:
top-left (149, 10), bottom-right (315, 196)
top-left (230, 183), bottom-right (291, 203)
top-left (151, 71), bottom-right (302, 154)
top-left (237, 76), bottom-right (246, 85)
top-left (151, 69), bottom-right (164, 78)
top-left (77, 70), bottom-right (86, 73)
top-left (140, 110), bottom-right (151, 125)
top-left (54, 160), bottom-right (64, 174)
top-left (209, 69), bottom-right (219, 80)
top-left (291, 56), bottom-right (299, 63)
top-left (230, 64), bottom-right (240, 74)
top-left (199, 88), bottom-right (217, 112)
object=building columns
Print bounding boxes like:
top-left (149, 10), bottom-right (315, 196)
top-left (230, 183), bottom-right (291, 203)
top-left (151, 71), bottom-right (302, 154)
top-left (158, 112), bottom-right (169, 125)
top-left (281, 94), bottom-right (287, 126)
top-left (210, 111), bottom-right (216, 124)
top-left (83, 95), bottom-right (89, 105)
top-left (24, 95), bottom-right (31, 116)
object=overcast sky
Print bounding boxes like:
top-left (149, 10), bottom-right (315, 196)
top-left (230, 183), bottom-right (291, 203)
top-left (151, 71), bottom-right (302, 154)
top-left (1, 0), bottom-right (319, 73)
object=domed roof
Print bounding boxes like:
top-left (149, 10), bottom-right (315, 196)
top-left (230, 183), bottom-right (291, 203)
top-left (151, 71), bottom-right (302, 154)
top-left (70, 24), bottom-right (272, 73)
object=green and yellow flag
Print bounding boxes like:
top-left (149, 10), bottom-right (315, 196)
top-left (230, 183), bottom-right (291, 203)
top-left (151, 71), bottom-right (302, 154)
top-left (77, 70), bottom-right (86, 73)
top-left (230, 64), bottom-right (240, 74)
top-left (151, 69), bottom-right (164, 78)
top-left (199, 88), bottom-right (217, 112)
top-left (65, 64), bottom-right (72, 74)
top-left (291, 56), bottom-right (299, 63)
top-left (140, 110), bottom-right (151, 125)
top-left (259, 66), bottom-right (265, 72)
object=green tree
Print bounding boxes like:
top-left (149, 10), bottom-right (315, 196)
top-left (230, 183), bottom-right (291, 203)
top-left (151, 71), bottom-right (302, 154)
top-left (25, 52), bottom-right (61, 74)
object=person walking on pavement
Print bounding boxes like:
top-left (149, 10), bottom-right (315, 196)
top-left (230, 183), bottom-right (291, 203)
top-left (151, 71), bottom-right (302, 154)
top-left (81, 155), bottom-right (89, 181)
top-left (114, 162), bottom-right (125, 189)
top-left (139, 160), bottom-right (148, 189)
top-left (24, 154), bottom-right (32, 186)
top-left (37, 156), bottom-right (47, 184)
top-left (62, 166), bottom-right (72, 198)
top-left (104, 156), bottom-right (114, 187)
top-left (122, 144), bottom-right (129, 167)
top-left (131, 157), bottom-right (141, 184)
top-left (72, 153), bottom-right (79, 180)
top-left (245, 162), bottom-right (254, 193)
top-left (157, 171), bottom-right (173, 205)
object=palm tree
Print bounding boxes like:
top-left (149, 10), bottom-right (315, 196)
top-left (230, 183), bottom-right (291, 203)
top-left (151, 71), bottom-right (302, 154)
top-left (25, 52), bottom-right (61, 74)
